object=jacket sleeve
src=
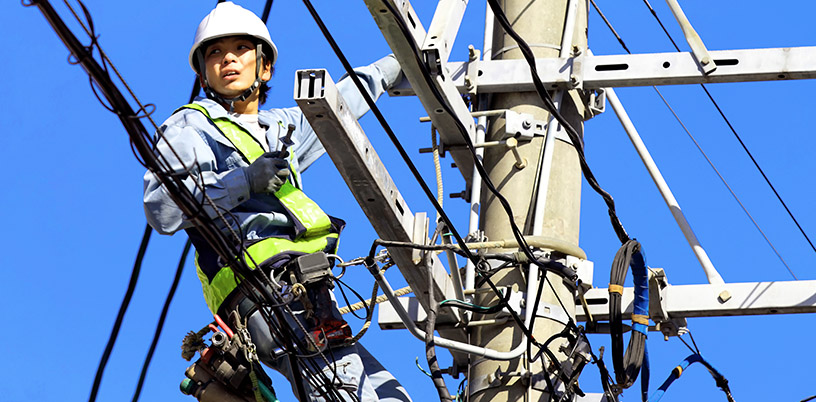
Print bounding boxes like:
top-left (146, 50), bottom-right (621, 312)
top-left (288, 54), bottom-right (403, 173)
top-left (143, 119), bottom-right (251, 235)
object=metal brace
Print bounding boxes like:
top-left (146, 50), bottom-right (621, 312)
top-left (648, 268), bottom-right (688, 340)
top-left (411, 212), bottom-right (429, 264)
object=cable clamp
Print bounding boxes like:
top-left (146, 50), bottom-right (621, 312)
top-left (672, 365), bottom-right (683, 378)
top-left (608, 284), bottom-right (624, 295)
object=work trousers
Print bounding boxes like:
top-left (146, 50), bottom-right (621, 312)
top-left (244, 302), bottom-right (412, 402)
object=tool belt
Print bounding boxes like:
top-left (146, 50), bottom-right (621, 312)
top-left (219, 251), bottom-right (353, 354)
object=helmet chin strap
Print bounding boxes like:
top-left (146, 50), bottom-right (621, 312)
top-left (198, 43), bottom-right (266, 114)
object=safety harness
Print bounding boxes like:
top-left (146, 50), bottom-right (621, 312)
top-left (177, 103), bottom-right (341, 314)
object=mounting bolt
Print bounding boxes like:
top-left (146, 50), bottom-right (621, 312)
top-left (569, 74), bottom-right (579, 87)
top-left (465, 75), bottom-right (474, 90)
top-left (506, 138), bottom-right (527, 169)
top-left (718, 290), bottom-right (732, 303)
top-left (701, 56), bottom-right (711, 65)
top-left (521, 118), bottom-right (532, 130)
top-left (468, 44), bottom-right (478, 61)
top-left (572, 45), bottom-right (582, 56)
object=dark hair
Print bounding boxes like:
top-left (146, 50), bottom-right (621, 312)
top-left (258, 66), bottom-right (273, 105)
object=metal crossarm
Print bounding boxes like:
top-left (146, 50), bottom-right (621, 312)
top-left (364, 0), bottom-right (477, 186)
top-left (577, 280), bottom-right (816, 322)
top-left (293, 69), bottom-right (467, 346)
top-left (389, 46), bottom-right (816, 94)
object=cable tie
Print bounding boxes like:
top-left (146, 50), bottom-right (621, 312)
top-left (608, 284), bottom-right (624, 294)
top-left (631, 314), bottom-right (650, 325)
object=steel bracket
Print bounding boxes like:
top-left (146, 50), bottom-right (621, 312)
top-left (504, 110), bottom-right (547, 139)
top-left (567, 255), bottom-right (594, 291)
top-left (586, 88), bottom-right (606, 118)
top-left (648, 268), bottom-right (689, 339)
top-left (421, 0), bottom-right (469, 70)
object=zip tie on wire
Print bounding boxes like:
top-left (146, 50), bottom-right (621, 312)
top-left (631, 314), bottom-right (650, 326)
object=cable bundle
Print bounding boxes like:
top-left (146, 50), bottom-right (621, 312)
top-left (609, 240), bottom-right (649, 392)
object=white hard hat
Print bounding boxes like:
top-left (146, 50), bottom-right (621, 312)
top-left (188, 1), bottom-right (278, 74)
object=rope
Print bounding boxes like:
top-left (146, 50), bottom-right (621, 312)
top-left (431, 126), bottom-right (444, 220)
top-left (338, 286), bottom-right (413, 315)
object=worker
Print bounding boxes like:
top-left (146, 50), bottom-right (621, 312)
top-left (142, 2), bottom-right (410, 401)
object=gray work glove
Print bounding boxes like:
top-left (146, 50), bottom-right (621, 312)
top-left (244, 152), bottom-right (291, 194)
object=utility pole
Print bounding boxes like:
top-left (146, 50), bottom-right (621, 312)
top-left (470, 1), bottom-right (587, 400)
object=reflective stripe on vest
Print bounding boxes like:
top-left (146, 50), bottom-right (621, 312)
top-left (178, 103), bottom-right (336, 313)
top-left (195, 232), bottom-right (339, 313)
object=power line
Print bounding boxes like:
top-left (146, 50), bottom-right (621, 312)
top-left (36, 0), bottom-right (345, 399)
top-left (301, 0), bottom-right (547, 346)
top-left (89, 224), bottom-right (151, 402)
top-left (131, 239), bottom-right (192, 402)
top-left (638, 0), bottom-right (812, 272)
top-left (590, 0), bottom-right (798, 280)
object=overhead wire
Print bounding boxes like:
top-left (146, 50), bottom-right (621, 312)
top-left (301, 3), bottom-right (626, 398)
top-left (88, 224), bottom-right (151, 402)
top-left (33, 0), bottom-right (350, 399)
top-left (300, 0), bottom-right (549, 353)
top-left (590, 0), bottom-right (801, 279)
top-left (639, 0), bottom-right (809, 278)
top-left (131, 239), bottom-right (192, 402)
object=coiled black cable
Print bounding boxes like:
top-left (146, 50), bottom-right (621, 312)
top-left (609, 240), bottom-right (648, 390)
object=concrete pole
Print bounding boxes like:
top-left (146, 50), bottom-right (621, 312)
top-left (469, 0), bottom-right (587, 400)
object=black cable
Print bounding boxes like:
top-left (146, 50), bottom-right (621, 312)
top-left (638, 0), bottom-right (815, 269)
top-left (584, 339), bottom-right (618, 401)
top-left (333, 276), bottom-right (371, 321)
top-left (485, 0), bottom-right (630, 245)
top-left (301, 0), bottom-right (543, 346)
top-left (88, 224), bottom-right (151, 402)
top-left (372, 0), bottom-right (583, 319)
top-left (32, 1), bottom-right (344, 399)
top-left (439, 291), bottom-right (511, 314)
top-left (424, 228), bottom-right (454, 402)
top-left (527, 268), bottom-right (559, 402)
top-left (592, 0), bottom-right (798, 278)
top-left (131, 239), bottom-right (192, 402)
top-left (609, 240), bottom-right (647, 390)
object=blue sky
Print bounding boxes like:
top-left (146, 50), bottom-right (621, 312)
top-left (4, 1), bottom-right (815, 401)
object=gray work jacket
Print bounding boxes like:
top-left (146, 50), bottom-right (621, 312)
top-left (143, 55), bottom-right (401, 241)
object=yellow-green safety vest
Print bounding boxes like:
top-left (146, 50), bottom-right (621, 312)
top-left (179, 103), bottom-right (339, 313)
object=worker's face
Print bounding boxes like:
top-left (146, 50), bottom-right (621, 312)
top-left (202, 36), bottom-right (272, 98)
